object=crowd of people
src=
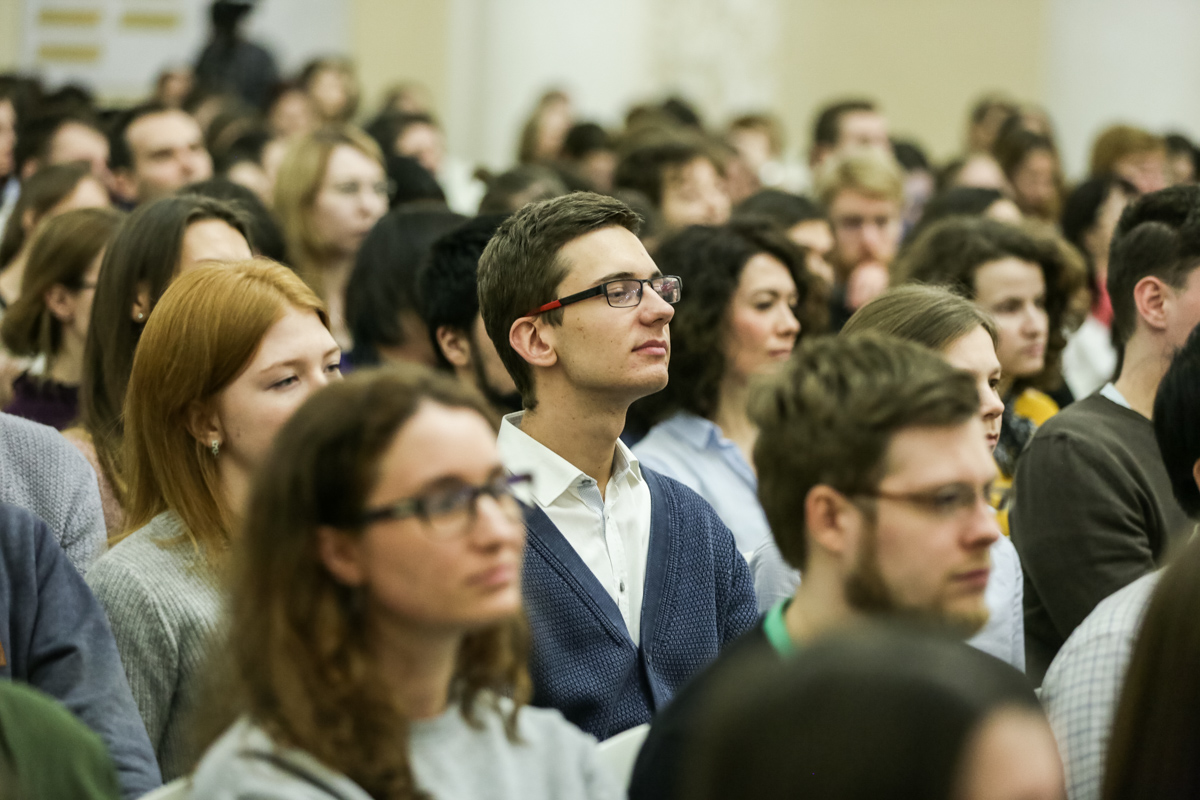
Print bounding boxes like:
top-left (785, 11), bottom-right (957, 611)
top-left (3, 3), bottom-right (1200, 799)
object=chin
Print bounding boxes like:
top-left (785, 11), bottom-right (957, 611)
top-left (945, 604), bottom-right (991, 637)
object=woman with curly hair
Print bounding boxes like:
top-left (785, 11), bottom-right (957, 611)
top-left (632, 219), bottom-right (819, 558)
top-left (896, 216), bottom-right (1085, 526)
top-left (190, 366), bottom-right (618, 799)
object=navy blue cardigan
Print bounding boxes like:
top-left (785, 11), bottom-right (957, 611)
top-left (522, 468), bottom-right (758, 740)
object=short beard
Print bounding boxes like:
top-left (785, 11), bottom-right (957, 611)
top-left (469, 334), bottom-right (522, 414)
top-left (844, 516), bottom-right (990, 638)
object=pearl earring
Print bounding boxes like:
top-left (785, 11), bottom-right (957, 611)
top-left (137, 312), bottom-right (145, 321)
top-left (211, 440), bottom-right (220, 457)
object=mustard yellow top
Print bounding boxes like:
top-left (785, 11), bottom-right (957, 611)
top-left (993, 388), bottom-right (1060, 535)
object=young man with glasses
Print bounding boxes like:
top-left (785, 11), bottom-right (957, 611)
top-left (477, 192), bottom-right (758, 741)
top-left (629, 333), bottom-right (1001, 800)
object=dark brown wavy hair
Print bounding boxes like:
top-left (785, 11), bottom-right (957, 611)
top-left (215, 366), bottom-right (530, 799)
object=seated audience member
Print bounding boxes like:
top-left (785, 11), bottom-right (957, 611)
top-left (76, 195), bottom-right (251, 535)
top-left (614, 138), bottom-right (731, 231)
top-left (0, 680), bottom-right (124, 800)
top-left (1041, 323), bottom-right (1200, 800)
top-left (1164, 132), bottom-right (1199, 186)
top-left (1100, 531), bottom-right (1200, 799)
top-left (184, 176), bottom-right (287, 263)
top-left (478, 164), bottom-right (567, 215)
top-left (418, 213), bottom-right (522, 413)
top-left (898, 216), bottom-right (1079, 526)
top-left (1011, 186), bottom-right (1200, 682)
top-left (939, 152), bottom-right (1012, 194)
top-left (905, 185), bottom-right (1022, 248)
top-left (345, 206), bottom-right (466, 369)
top-left (726, 113), bottom-right (787, 190)
top-left (562, 122), bottom-right (617, 193)
top-left (683, 628), bottom-right (1061, 800)
top-left (808, 98), bottom-right (890, 170)
top-left (192, 0), bottom-right (278, 112)
top-left (108, 103), bottom-right (213, 206)
top-left (0, 411), bottom-right (106, 574)
top-left (1090, 125), bottom-right (1168, 195)
top-left (629, 333), bottom-right (1003, 800)
top-left (265, 80), bottom-right (315, 140)
top-left (815, 149), bottom-right (904, 328)
top-left (993, 129), bottom-right (1063, 223)
top-left (86, 261), bottom-right (340, 779)
top-left (0, 502), bottom-right (160, 798)
top-left (1060, 176), bottom-right (1137, 398)
top-left (733, 188), bottom-right (834, 283)
top-left (190, 367), bottom-right (619, 800)
top-left (893, 138), bottom-right (936, 231)
top-left (966, 94), bottom-right (1018, 155)
top-left (749, 286), bottom-right (1023, 668)
top-left (14, 109), bottom-right (110, 183)
top-left (632, 220), bottom-right (813, 557)
top-left (0, 162), bottom-right (111, 309)
top-left (517, 89), bottom-right (573, 165)
top-left (2, 208), bottom-right (122, 429)
top-left (477, 193), bottom-right (757, 739)
top-left (300, 57), bottom-right (360, 126)
top-left (274, 126), bottom-right (387, 347)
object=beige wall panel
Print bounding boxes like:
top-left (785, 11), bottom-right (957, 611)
top-left (779, 0), bottom-right (1047, 163)
top-left (350, 0), bottom-right (449, 119)
top-left (0, 0), bottom-right (22, 71)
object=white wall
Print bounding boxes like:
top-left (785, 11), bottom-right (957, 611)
top-left (1044, 0), bottom-right (1200, 178)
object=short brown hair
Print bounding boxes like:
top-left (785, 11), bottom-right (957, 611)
top-left (1090, 124), bottom-right (1165, 177)
top-left (751, 334), bottom-right (979, 570)
top-left (842, 284), bottom-right (998, 353)
top-left (814, 149), bottom-right (904, 208)
top-left (477, 191), bottom-right (641, 409)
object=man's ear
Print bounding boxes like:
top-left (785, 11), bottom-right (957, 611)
top-left (43, 284), bottom-right (77, 324)
top-left (1133, 275), bottom-right (1169, 333)
top-left (131, 281), bottom-right (152, 323)
top-left (436, 325), bottom-right (472, 369)
top-left (509, 316), bottom-right (558, 370)
top-left (184, 399), bottom-right (222, 452)
top-left (317, 526), bottom-right (366, 588)
top-left (805, 485), bottom-right (862, 564)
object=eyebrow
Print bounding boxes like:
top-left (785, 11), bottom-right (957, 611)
top-left (588, 269), bottom-right (663, 288)
top-left (257, 346), bottom-right (341, 374)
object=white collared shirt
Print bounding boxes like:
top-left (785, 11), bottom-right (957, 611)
top-left (498, 412), bottom-right (652, 644)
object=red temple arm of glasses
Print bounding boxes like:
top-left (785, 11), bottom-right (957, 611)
top-left (526, 299), bottom-right (563, 316)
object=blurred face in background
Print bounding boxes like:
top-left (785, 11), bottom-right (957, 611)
top-left (723, 252), bottom-right (801, 387)
top-left (660, 156), bottom-right (731, 229)
top-left (396, 122), bottom-right (445, 175)
top-left (1009, 148), bottom-right (1058, 219)
top-left (269, 89), bottom-right (316, 140)
top-left (787, 218), bottom-right (835, 284)
top-left (972, 258), bottom-right (1048, 381)
top-left (1113, 149), bottom-right (1168, 195)
top-left (828, 188), bottom-right (902, 275)
top-left (309, 144), bottom-right (388, 258)
top-left (48, 122), bottom-right (111, 183)
top-left (0, 98), bottom-right (15, 180)
top-left (308, 67), bottom-right (353, 123)
top-left (119, 110), bottom-right (213, 203)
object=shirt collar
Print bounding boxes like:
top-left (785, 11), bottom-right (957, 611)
top-left (498, 412), bottom-right (643, 507)
top-left (660, 411), bottom-right (726, 451)
top-left (1100, 382), bottom-right (1132, 410)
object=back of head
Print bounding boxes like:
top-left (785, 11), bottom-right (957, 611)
top-left (1061, 175), bottom-right (1137, 257)
top-left (907, 186), bottom-right (1007, 244)
top-left (1153, 324), bottom-right (1200, 518)
top-left (418, 213), bottom-right (508, 367)
top-left (733, 189), bottom-right (824, 229)
top-left (688, 625), bottom-right (1039, 800)
top-left (224, 365), bottom-right (527, 797)
top-left (814, 148), bottom-right (903, 209)
top-left (0, 161), bottom-right (93, 268)
top-left (843, 284), bottom-right (998, 354)
top-left (478, 191), bottom-right (642, 410)
top-left (0, 207), bottom-right (124, 358)
top-left (80, 194), bottom-right (250, 497)
top-left (562, 122), bottom-right (611, 160)
top-left (345, 207), bottom-right (467, 366)
top-left (1107, 184), bottom-right (1200, 353)
top-left (1090, 124), bottom-right (1164, 177)
top-left (122, 259), bottom-right (325, 550)
top-left (477, 164), bottom-right (567, 215)
top-left (13, 109), bottom-right (101, 177)
top-left (751, 334), bottom-right (978, 570)
top-left (1103, 532), bottom-right (1200, 800)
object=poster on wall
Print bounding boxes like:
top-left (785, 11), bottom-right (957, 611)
top-left (20, 0), bottom-right (349, 102)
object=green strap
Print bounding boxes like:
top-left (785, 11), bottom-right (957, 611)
top-left (762, 598), bottom-right (795, 658)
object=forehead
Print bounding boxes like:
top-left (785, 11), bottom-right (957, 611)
top-left (127, 111), bottom-right (199, 149)
top-left (323, 144), bottom-right (383, 180)
top-left (249, 306), bottom-right (333, 363)
top-left (830, 189), bottom-right (898, 217)
top-left (555, 225), bottom-right (657, 290)
top-left (942, 326), bottom-right (1000, 374)
top-left (738, 252), bottom-right (796, 291)
top-left (973, 257), bottom-right (1044, 296)
top-left (881, 419), bottom-right (996, 489)
top-left (373, 402), bottom-right (501, 496)
top-left (665, 156), bottom-right (719, 187)
top-left (839, 111), bottom-right (886, 138)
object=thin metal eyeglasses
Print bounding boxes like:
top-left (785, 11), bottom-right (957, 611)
top-left (526, 275), bottom-right (682, 317)
top-left (360, 473), bottom-right (532, 539)
top-left (854, 483), bottom-right (994, 520)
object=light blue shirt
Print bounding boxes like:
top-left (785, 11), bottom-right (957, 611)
top-left (633, 412), bottom-right (769, 558)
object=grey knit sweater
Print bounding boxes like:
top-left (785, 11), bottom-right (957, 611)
top-left (0, 412), bottom-right (107, 575)
top-left (86, 511), bottom-right (224, 781)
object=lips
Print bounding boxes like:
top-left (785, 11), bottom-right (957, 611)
top-left (953, 568), bottom-right (991, 592)
top-left (635, 339), bottom-right (669, 356)
top-left (468, 562), bottom-right (519, 589)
